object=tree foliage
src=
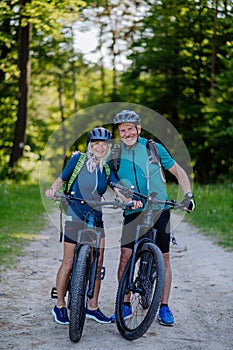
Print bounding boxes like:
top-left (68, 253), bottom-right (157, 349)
top-left (0, 0), bottom-right (232, 183)
top-left (117, 0), bottom-right (233, 183)
top-left (0, 0), bottom-right (88, 177)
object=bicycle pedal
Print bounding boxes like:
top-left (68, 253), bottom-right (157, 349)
top-left (96, 266), bottom-right (105, 280)
top-left (51, 287), bottom-right (58, 299)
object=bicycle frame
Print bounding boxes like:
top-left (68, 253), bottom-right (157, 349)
top-left (52, 191), bottom-right (133, 301)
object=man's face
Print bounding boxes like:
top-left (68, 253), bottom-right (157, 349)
top-left (117, 123), bottom-right (141, 146)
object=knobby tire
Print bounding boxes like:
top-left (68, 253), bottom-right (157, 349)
top-left (115, 242), bottom-right (164, 340)
top-left (69, 245), bottom-right (91, 343)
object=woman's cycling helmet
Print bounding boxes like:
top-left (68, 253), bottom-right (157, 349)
top-left (87, 127), bottom-right (112, 144)
top-left (113, 110), bottom-right (141, 125)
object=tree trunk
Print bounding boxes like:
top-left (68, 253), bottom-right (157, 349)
top-left (58, 75), bottom-right (67, 160)
top-left (9, 0), bottom-right (32, 167)
top-left (98, 22), bottom-right (106, 100)
top-left (210, 0), bottom-right (218, 101)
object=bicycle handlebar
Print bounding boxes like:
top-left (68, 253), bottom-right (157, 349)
top-left (52, 181), bottom-right (188, 212)
top-left (110, 182), bottom-right (188, 211)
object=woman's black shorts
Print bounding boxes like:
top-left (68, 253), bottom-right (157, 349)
top-left (64, 217), bottom-right (105, 244)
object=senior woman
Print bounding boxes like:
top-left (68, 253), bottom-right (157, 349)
top-left (46, 127), bottom-right (118, 325)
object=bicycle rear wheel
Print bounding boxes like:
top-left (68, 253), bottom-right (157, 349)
top-left (69, 245), bottom-right (91, 343)
top-left (115, 242), bottom-right (164, 340)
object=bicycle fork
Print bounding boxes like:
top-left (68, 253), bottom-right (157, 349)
top-left (128, 225), bottom-right (143, 294)
top-left (86, 241), bottom-right (106, 299)
top-left (128, 225), bottom-right (157, 294)
top-left (87, 248), bottom-right (99, 299)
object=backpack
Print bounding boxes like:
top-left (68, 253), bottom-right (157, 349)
top-left (111, 140), bottom-right (166, 183)
top-left (63, 153), bottom-right (111, 195)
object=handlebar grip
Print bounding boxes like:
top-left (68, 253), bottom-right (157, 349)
top-left (125, 200), bottom-right (135, 209)
top-left (170, 200), bottom-right (190, 212)
top-left (54, 192), bottom-right (66, 199)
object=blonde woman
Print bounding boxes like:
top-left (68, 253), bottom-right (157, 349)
top-left (46, 127), bottom-right (118, 325)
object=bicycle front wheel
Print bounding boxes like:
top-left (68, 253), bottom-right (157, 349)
top-left (69, 245), bottom-right (91, 343)
top-left (115, 242), bottom-right (164, 340)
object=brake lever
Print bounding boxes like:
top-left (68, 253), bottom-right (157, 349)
top-left (119, 188), bottom-right (134, 198)
top-left (110, 182), bottom-right (134, 198)
top-left (173, 201), bottom-right (190, 213)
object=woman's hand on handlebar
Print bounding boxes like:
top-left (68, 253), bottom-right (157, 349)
top-left (45, 188), bottom-right (56, 198)
top-left (45, 178), bottom-right (65, 198)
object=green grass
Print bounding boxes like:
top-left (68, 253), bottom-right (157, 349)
top-left (168, 183), bottom-right (233, 250)
top-left (0, 182), bottom-right (46, 268)
top-left (186, 183), bottom-right (233, 249)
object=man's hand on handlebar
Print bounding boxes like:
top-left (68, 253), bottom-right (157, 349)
top-left (131, 200), bottom-right (143, 210)
top-left (180, 192), bottom-right (196, 213)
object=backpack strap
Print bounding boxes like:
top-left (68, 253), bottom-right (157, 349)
top-left (146, 140), bottom-right (166, 183)
top-left (111, 143), bottom-right (121, 173)
top-left (103, 163), bottom-right (110, 180)
top-left (146, 139), bottom-right (161, 165)
top-left (64, 153), bottom-right (110, 195)
top-left (64, 153), bottom-right (87, 194)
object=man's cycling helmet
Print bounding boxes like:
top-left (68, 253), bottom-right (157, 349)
top-left (114, 110), bottom-right (141, 126)
top-left (87, 127), bottom-right (112, 144)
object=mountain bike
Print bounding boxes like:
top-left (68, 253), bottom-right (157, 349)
top-left (110, 182), bottom-right (188, 341)
top-left (51, 192), bottom-right (134, 343)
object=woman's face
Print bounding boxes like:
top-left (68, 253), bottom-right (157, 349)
top-left (91, 141), bottom-right (109, 159)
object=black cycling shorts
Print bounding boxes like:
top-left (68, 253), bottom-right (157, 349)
top-left (64, 219), bottom-right (105, 244)
top-left (121, 210), bottom-right (170, 254)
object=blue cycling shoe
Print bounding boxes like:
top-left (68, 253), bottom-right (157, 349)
top-left (52, 305), bottom-right (69, 325)
top-left (111, 304), bottom-right (132, 322)
top-left (86, 307), bottom-right (111, 324)
top-left (157, 305), bottom-right (174, 326)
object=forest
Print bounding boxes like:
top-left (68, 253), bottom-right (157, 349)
top-left (0, 0), bottom-right (232, 184)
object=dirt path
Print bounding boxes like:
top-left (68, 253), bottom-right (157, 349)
top-left (1, 203), bottom-right (233, 350)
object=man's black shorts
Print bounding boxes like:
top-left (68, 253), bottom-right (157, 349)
top-left (121, 210), bottom-right (170, 254)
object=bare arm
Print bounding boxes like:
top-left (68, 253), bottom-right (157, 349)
top-left (168, 162), bottom-right (192, 195)
top-left (45, 177), bottom-right (65, 197)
